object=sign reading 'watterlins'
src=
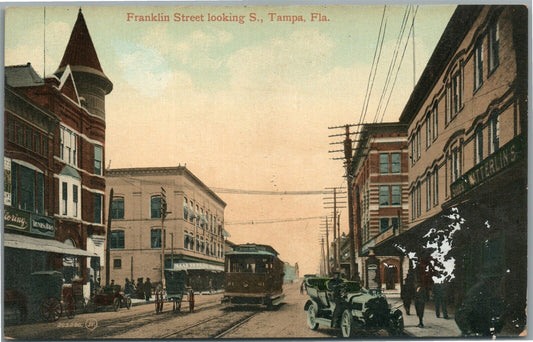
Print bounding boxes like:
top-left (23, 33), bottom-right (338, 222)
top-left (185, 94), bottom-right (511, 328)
top-left (451, 135), bottom-right (524, 198)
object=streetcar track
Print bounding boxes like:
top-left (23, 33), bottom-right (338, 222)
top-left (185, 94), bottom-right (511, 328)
top-left (159, 308), bottom-right (261, 339)
top-left (213, 311), bottom-right (259, 338)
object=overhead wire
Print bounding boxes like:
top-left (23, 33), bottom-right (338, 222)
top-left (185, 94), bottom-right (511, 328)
top-left (380, 5), bottom-right (420, 123)
top-left (374, 5), bottom-right (413, 123)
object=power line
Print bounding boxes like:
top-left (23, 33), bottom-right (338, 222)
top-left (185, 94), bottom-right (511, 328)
top-left (225, 216), bottom-right (324, 226)
top-left (211, 188), bottom-right (329, 195)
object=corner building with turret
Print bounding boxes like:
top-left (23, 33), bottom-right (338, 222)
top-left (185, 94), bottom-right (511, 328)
top-left (4, 9), bottom-right (112, 309)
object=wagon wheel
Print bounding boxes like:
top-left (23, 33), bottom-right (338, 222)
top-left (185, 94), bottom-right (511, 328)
top-left (76, 297), bottom-right (88, 313)
top-left (64, 294), bottom-right (75, 319)
top-left (41, 297), bottom-right (62, 322)
top-left (112, 297), bottom-right (120, 312)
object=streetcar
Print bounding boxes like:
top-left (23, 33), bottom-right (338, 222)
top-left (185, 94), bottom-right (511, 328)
top-left (222, 243), bottom-right (285, 308)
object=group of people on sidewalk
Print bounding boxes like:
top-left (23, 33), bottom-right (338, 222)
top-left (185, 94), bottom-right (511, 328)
top-left (400, 273), bottom-right (449, 328)
top-left (123, 277), bottom-right (153, 300)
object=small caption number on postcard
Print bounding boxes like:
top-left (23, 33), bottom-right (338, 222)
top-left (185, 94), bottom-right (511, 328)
top-left (126, 12), bottom-right (330, 24)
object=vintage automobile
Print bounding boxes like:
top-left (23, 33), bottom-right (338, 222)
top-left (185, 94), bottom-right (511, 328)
top-left (303, 276), bottom-right (403, 338)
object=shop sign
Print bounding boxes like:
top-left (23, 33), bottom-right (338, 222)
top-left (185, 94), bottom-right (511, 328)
top-left (30, 214), bottom-right (55, 237)
top-left (4, 206), bottom-right (30, 232)
top-left (4, 157), bottom-right (12, 206)
top-left (451, 135), bottom-right (525, 198)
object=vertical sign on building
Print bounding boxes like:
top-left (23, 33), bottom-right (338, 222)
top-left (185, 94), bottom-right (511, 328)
top-left (4, 157), bottom-right (12, 206)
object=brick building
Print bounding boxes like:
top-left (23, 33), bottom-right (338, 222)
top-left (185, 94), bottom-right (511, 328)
top-left (393, 5), bottom-right (527, 333)
top-left (106, 166), bottom-right (226, 292)
top-left (349, 123), bottom-right (408, 291)
top-left (4, 9), bottom-right (113, 305)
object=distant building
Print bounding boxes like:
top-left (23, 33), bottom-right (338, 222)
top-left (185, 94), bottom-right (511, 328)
top-left (349, 123), bottom-right (408, 290)
top-left (106, 166), bottom-right (226, 291)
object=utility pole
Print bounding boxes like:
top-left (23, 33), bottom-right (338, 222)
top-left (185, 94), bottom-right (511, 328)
top-left (325, 217), bottom-right (330, 276)
top-left (337, 212), bottom-right (341, 271)
top-left (344, 125), bottom-right (358, 280)
top-left (105, 188), bottom-right (113, 286)
top-left (170, 232), bottom-right (174, 268)
top-left (160, 187), bottom-right (168, 287)
top-left (333, 188), bottom-right (338, 272)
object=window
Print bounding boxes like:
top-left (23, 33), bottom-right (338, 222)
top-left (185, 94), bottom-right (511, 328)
top-left (432, 103), bottom-right (439, 141)
top-left (474, 42), bottom-right (483, 90)
top-left (73, 185), bottom-right (78, 217)
top-left (110, 231), bottom-right (125, 249)
top-left (34, 132), bottom-right (41, 155)
top-left (380, 218), bottom-right (390, 232)
top-left (380, 154), bottom-right (389, 174)
top-left (379, 186), bottom-right (390, 206)
top-left (416, 183), bottom-right (421, 217)
top-left (195, 205), bottom-right (200, 226)
top-left (391, 185), bottom-right (401, 206)
top-left (183, 198), bottom-right (188, 220)
top-left (488, 112), bottom-right (500, 154)
top-left (94, 194), bottom-right (102, 224)
top-left (411, 189), bottom-right (416, 220)
top-left (189, 201), bottom-right (195, 223)
top-left (433, 169), bottom-right (439, 206)
top-left (151, 229), bottom-right (162, 248)
top-left (380, 217), bottom-right (399, 232)
top-left (60, 126), bottom-right (78, 166)
top-left (426, 114), bottom-right (432, 148)
top-left (94, 145), bottom-right (103, 176)
top-left (113, 259), bottom-right (122, 269)
top-left (475, 127), bottom-right (484, 164)
top-left (11, 164), bottom-right (45, 214)
top-left (452, 71), bottom-right (462, 114)
top-left (151, 196), bottom-right (161, 219)
top-left (426, 175), bottom-right (432, 211)
top-left (488, 22), bottom-right (499, 73)
top-left (410, 139), bottom-right (415, 166)
top-left (25, 126), bottom-right (32, 149)
top-left (62, 182), bottom-right (68, 215)
top-left (111, 197), bottom-right (124, 219)
top-left (416, 129), bottom-right (421, 161)
top-left (451, 148), bottom-right (461, 182)
top-left (7, 115), bottom-right (15, 142)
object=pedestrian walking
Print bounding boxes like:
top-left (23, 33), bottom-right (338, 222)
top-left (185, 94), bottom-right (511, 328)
top-left (188, 288), bottom-right (195, 312)
top-left (414, 282), bottom-right (428, 328)
top-left (136, 278), bottom-right (144, 299)
top-left (300, 280), bottom-right (306, 295)
top-left (401, 272), bottom-right (415, 315)
top-left (433, 282), bottom-right (449, 319)
top-left (144, 277), bottom-right (152, 301)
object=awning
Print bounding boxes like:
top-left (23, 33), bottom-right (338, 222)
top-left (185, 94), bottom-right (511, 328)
top-left (4, 233), bottom-right (98, 257)
top-left (172, 262), bottom-right (223, 271)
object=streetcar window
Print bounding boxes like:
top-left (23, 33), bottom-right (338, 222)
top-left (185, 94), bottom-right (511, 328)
top-left (227, 256), bottom-right (275, 274)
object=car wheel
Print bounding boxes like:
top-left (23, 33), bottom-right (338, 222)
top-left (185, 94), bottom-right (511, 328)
top-left (306, 303), bottom-right (319, 330)
top-left (341, 309), bottom-right (356, 338)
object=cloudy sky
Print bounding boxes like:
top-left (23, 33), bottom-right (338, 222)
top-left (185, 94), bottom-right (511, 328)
top-left (5, 4), bottom-right (455, 275)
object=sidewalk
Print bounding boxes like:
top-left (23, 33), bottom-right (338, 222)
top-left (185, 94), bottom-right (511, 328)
top-left (130, 292), bottom-right (224, 311)
top-left (399, 300), bottom-right (462, 338)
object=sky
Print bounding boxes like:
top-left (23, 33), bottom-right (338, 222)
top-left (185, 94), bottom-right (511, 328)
top-left (4, 4), bottom-right (456, 276)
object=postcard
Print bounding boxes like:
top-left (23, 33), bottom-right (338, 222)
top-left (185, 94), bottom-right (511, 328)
top-left (3, 2), bottom-right (528, 339)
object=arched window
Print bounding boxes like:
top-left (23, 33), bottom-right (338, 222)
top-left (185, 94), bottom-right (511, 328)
top-left (488, 112), bottom-right (500, 154)
top-left (183, 198), bottom-right (188, 220)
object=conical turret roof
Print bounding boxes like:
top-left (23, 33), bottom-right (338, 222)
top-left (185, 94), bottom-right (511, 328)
top-left (55, 9), bottom-right (110, 84)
